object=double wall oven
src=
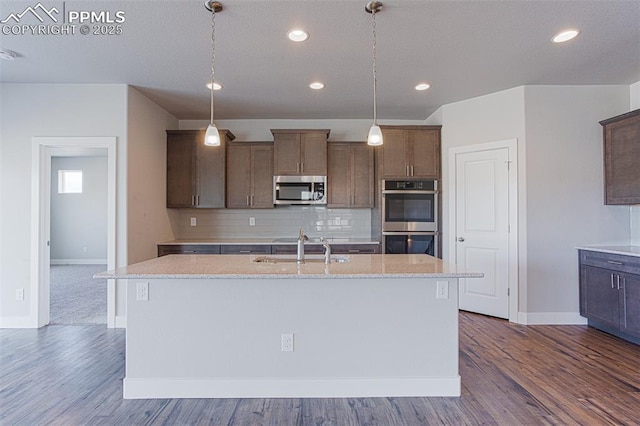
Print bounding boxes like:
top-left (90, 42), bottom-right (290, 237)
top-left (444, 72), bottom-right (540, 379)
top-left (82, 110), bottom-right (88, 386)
top-left (382, 179), bottom-right (439, 256)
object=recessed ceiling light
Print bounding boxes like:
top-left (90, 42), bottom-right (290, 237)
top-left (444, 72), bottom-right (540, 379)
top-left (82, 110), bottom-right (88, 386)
top-left (415, 83), bottom-right (431, 91)
top-left (206, 82), bottom-right (223, 90)
top-left (309, 82), bottom-right (324, 90)
top-left (0, 49), bottom-right (17, 60)
top-left (552, 29), bottom-right (580, 43)
top-left (287, 29), bottom-right (309, 42)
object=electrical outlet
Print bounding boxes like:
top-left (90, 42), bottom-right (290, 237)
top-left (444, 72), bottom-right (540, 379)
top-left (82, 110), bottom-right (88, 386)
top-left (136, 282), bottom-right (149, 301)
top-left (82, 246), bottom-right (88, 253)
top-left (190, 217), bottom-right (197, 227)
top-left (16, 288), bottom-right (24, 301)
top-left (436, 281), bottom-right (449, 299)
top-left (249, 217), bottom-right (255, 226)
top-left (281, 333), bottom-right (294, 352)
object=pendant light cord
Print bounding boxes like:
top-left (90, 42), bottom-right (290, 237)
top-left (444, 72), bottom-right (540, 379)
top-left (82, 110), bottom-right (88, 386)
top-left (371, 8), bottom-right (378, 125)
top-left (210, 8), bottom-right (216, 125)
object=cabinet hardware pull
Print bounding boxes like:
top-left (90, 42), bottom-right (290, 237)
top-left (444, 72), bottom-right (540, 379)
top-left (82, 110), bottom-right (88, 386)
top-left (246, 195), bottom-right (250, 206)
top-left (406, 165), bottom-right (410, 176)
top-left (611, 273), bottom-right (615, 289)
top-left (348, 249), bottom-right (360, 253)
top-left (184, 250), bottom-right (197, 253)
top-left (301, 163), bottom-right (304, 173)
top-left (251, 195), bottom-right (254, 206)
top-left (196, 195), bottom-right (200, 206)
top-left (617, 274), bottom-right (621, 290)
top-left (239, 250), bottom-right (251, 253)
top-left (411, 165), bottom-right (414, 176)
top-left (607, 260), bottom-right (623, 265)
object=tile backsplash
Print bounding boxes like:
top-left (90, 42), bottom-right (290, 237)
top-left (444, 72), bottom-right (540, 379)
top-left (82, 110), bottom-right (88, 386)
top-left (173, 207), bottom-right (373, 240)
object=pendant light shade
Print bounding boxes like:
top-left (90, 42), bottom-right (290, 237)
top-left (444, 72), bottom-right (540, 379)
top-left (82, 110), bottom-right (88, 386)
top-left (204, 1), bottom-right (223, 146)
top-left (367, 125), bottom-right (383, 146)
top-left (204, 123), bottom-right (221, 146)
top-left (366, 1), bottom-right (383, 146)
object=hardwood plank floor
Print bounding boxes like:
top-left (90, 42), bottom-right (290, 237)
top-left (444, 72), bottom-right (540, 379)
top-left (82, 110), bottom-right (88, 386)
top-left (1, 312), bottom-right (639, 425)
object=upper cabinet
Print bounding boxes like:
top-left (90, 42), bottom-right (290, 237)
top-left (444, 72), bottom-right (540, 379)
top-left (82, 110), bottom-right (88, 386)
top-left (226, 143), bottom-right (274, 209)
top-left (600, 109), bottom-right (640, 205)
top-left (271, 129), bottom-right (329, 176)
top-left (166, 129), bottom-right (235, 208)
top-left (328, 142), bottom-right (374, 208)
top-left (378, 125), bottom-right (441, 179)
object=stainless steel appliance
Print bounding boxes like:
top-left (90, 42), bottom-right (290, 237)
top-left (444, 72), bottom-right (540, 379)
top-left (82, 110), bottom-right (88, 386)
top-left (382, 179), bottom-right (439, 256)
top-left (273, 175), bottom-right (326, 205)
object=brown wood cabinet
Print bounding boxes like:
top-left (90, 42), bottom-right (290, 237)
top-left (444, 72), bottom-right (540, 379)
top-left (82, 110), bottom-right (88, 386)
top-left (166, 129), bottom-right (234, 208)
top-left (600, 109), bottom-right (640, 205)
top-left (378, 125), bottom-right (441, 179)
top-left (327, 142), bottom-right (374, 208)
top-left (226, 142), bottom-right (274, 208)
top-left (271, 129), bottom-right (329, 176)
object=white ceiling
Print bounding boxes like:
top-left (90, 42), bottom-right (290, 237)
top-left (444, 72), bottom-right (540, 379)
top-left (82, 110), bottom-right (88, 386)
top-left (1, 0), bottom-right (639, 121)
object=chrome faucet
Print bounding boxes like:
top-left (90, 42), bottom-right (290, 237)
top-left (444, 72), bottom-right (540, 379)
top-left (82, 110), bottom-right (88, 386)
top-left (323, 240), bottom-right (332, 264)
top-left (297, 228), bottom-right (309, 263)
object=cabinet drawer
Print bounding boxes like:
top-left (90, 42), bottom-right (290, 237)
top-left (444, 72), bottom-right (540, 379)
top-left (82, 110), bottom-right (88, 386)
top-left (579, 250), bottom-right (640, 275)
top-left (158, 245), bottom-right (220, 257)
top-left (271, 245), bottom-right (324, 255)
top-left (332, 244), bottom-right (380, 254)
top-left (220, 245), bottom-right (271, 254)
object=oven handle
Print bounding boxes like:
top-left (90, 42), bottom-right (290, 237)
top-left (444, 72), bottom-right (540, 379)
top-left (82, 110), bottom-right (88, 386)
top-left (382, 190), bottom-right (438, 195)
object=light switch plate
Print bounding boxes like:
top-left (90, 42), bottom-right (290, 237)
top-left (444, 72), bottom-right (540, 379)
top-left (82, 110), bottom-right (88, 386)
top-left (190, 217), bottom-right (197, 227)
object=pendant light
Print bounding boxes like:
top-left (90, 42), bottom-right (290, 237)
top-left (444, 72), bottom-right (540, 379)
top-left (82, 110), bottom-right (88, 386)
top-left (204, 1), bottom-right (223, 146)
top-left (366, 1), bottom-right (383, 146)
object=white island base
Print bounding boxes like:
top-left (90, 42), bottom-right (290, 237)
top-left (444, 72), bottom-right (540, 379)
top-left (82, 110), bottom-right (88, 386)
top-left (98, 254), bottom-right (480, 399)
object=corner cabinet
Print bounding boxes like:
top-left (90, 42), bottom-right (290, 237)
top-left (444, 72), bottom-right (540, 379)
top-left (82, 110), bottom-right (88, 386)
top-left (271, 129), bottom-right (329, 176)
top-left (166, 129), bottom-right (235, 208)
top-left (600, 109), bottom-right (640, 205)
top-left (327, 142), bottom-right (374, 208)
top-left (378, 125), bottom-right (441, 179)
top-left (579, 250), bottom-right (640, 345)
top-left (226, 142), bottom-right (274, 209)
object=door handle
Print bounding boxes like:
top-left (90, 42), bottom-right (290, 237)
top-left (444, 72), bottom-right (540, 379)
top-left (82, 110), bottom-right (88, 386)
top-left (457, 237), bottom-right (465, 242)
top-left (611, 273), bottom-right (615, 289)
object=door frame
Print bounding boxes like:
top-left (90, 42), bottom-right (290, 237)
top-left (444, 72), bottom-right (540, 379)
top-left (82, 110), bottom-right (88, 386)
top-left (31, 137), bottom-right (117, 328)
top-left (448, 139), bottom-right (519, 323)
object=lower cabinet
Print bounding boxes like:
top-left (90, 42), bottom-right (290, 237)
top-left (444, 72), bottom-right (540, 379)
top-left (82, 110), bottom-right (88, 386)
top-left (158, 244), bottom-right (220, 257)
top-left (219, 245), bottom-right (271, 255)
top-left (579, 250), bottom-right (640, 344)
top-left (159, 243), bottom-right (380, 257)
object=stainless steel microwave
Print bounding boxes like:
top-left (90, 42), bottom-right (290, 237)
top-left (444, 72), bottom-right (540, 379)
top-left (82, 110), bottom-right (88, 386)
top-left (273, 175), bottom-right (327, 205)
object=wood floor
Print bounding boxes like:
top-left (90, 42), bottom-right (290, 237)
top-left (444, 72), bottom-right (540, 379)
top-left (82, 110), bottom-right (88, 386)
top-left (1, 312), bottom-right (639, 425)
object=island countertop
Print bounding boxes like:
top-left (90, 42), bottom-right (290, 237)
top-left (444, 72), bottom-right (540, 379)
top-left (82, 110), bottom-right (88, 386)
top-left (96, 253), bottom-right (483, 280)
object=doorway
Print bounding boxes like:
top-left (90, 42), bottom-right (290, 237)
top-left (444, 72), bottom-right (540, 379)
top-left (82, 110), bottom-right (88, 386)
top-left (31, 137), bottom-right (117, 328)
top-left (448, 139), bottom-right (519, 322)
top-left (49, 154), bottom-right (108, 325)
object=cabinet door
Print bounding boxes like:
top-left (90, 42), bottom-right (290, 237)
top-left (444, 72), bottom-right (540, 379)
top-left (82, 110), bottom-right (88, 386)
top-left (301, 133), bottom-right (327, 175)
top-left (581, 265), bottom-right (620, 328)
top-left (226, 145), bottom-right (252, 208)
top-left (196, 132), bottom-right (226, 208)
top-left (273, 133), bottom-right (301, 175)
top-left (602, 110), bottom-right (640, 205)
top-left (410, 129), bottom-right (440, 178)
top-left (380, 129), bottom-right (409, 179)
top-left (621, 272), bottom-right (640, 338)
top-left (167, 133), bottom-right (196, 208)
top-left (250, 145), bottom-right (274, 208)
top-left (327, 144), bottom-right (351, 207)
top-left (351, 145), bottom-right (374, 207)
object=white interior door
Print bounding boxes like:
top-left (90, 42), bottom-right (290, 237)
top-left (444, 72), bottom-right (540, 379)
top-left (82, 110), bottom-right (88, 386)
top-left (454, 146), bottom-right (511, 319)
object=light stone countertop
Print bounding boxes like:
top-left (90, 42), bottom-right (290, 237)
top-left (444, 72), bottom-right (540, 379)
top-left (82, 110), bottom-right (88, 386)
top-left (158, 238), bottom-right (380, 246)
top-left (576, 245), bottom-right (640, 258)
top-left (95, 254), bottom-right (483, 280)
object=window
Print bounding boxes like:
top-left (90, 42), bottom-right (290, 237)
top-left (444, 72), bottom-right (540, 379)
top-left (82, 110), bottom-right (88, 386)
top-left (58, 170), bottom-right (83, 194)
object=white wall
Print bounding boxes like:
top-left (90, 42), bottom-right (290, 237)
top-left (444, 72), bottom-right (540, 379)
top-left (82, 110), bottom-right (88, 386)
top-left (0, 84), bottom-right (128, 324)
top-left (523, 86), bottom-right (630, 318)
top-left (126, 87), bottom-right (178, 264)
top-left (630, 81), bottom-right (640, 245)
top-left (433, 85), bottom-right (632, 322)
top-left (50, 156), bottom-right (108, 263)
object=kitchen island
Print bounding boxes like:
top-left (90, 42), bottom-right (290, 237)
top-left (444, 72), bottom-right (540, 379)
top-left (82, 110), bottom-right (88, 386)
top-left (97, 254), bottom-right (482, 399)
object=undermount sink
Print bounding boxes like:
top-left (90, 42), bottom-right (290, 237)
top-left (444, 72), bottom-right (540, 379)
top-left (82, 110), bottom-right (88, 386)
top-left (253, 255), bottom-right (350, 264)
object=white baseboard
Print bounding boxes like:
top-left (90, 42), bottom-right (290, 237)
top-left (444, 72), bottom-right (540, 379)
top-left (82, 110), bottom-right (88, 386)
top-left (0, 315), bottom-right (38, 328)
top-left (50, 259), bottom-right (107, 265)
top-left (123, 376), bottom-right (461, 399)
top-left (115, 315), bottom-right (127, 329)
top-left (518, 311), bottom-right (587, 325)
